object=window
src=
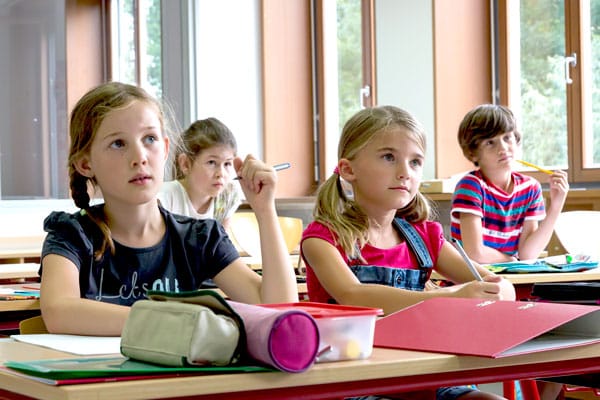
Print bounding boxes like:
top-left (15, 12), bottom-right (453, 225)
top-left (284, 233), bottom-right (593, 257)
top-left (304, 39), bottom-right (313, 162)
top-left (0, 0), bottom-right (67, 199)
top-left (499, 0), bottom-right (600, 183)
top-left (110, 0), bottom-right (162, 98)
top-left (191, 0), bottom-right (263, 159)
top-left (315, 0), bottom-right (375, 181)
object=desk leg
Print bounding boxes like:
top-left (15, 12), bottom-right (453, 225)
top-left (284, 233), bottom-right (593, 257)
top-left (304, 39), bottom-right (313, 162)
top-left (520, 380), bottom-right (541, 400)
top-left (515, 284), bottom-right (534, 301)
top-left (503, 381), bottom-right (516, 400)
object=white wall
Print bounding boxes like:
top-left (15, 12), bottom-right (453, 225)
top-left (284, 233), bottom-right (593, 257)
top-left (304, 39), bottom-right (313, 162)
top-left (375, 0), bottom-right (435, 179)
top-left (193, 0), bottom-right (263, 160)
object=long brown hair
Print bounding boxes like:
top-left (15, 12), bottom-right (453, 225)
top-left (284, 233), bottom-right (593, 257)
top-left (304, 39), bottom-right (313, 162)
top-left (68, 82), bottom-right (167, 260)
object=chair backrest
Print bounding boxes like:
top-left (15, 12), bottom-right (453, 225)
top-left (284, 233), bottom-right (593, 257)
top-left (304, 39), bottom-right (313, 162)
top-left (229, 212), bottom-right (303, 257)
top-left (19, 315), bottom-right (48, 334)
top-left (554, 210), bottom-right (600, 260)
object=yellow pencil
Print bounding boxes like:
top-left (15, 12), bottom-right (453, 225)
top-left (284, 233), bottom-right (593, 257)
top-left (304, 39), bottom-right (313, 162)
top-left (515, 159), bottom-right (553, 175)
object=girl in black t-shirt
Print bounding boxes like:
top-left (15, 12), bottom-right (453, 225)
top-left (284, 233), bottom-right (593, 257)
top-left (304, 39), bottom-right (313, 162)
top-left (40, 82), bottom-right (298, 335)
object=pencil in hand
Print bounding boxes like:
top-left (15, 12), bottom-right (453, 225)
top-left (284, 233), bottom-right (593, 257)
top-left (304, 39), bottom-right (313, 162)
top-left (515, 159), bottom-right (553, 175)
top-left (233, 162), bottom-right (291, 180)
top-left (451, 238), bottom-right (483, 281)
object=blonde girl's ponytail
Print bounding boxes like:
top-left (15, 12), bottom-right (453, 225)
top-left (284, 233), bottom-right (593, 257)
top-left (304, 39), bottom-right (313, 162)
top-left (314, 172), bottom-right (369, 260)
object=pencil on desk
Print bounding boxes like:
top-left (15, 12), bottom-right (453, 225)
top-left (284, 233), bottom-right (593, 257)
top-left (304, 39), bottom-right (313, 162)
top-left (451, 238), bottom-right (483, 281)
top-left (515, 159), bottom-right (553, 175)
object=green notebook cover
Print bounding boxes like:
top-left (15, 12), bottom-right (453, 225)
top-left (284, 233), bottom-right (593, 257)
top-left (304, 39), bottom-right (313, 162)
top-left (4, 356), bottom-right (273, 381)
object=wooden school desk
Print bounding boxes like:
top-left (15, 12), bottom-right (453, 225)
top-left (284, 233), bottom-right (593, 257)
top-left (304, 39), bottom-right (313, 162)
top-left (0, 339), bottom-right (599, 400)
top-left (0, 282), bottom-right (40, 313)
top-left (431, 267), bottom-right (600, 300)
top-left (0, 282), bottom-right (40, 335)
top-left (0, 236), bottom-right (43, 264)
top-left (431, 267), bottom-right (600, 285)
top-left (0, 263), bottom-right (40, 282)
top-left (500, 268), bottom-right (600, 300)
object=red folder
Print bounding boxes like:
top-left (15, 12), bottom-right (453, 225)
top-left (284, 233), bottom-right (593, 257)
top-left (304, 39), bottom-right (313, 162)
top-left (373, 298), bottom-right (600, 358)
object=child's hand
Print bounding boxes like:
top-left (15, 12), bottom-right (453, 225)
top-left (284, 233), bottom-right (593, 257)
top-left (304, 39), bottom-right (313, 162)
top-left (451, 275), bottom-right (509, 300)
top-left (234, 154), bottom-right (277, 211)
top-left (548, 169), bottom-right (569, 210)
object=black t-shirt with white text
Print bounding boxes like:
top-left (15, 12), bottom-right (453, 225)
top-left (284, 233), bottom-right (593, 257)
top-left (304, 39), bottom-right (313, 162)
top-left (41, 204), bottom-right (239, 306)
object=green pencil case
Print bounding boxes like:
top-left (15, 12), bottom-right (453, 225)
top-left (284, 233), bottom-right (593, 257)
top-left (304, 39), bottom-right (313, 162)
top-left (121, 298), bottom-right (241, 367)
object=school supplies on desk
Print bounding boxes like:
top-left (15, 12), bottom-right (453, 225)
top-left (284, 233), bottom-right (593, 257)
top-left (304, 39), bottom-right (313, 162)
top-left (0, 293), bottom-right (40, 301)
top-left (10, 334), bottom-right (121, 355)
top-left (3, 356), bottom-right (272, 385)
top-left (373, 297), bottom-right (600, 358)
top-left (146, 289), bottom-right (320, 372)
top-left (484, 254), bottom-right (598, 273)
top-left (0, 288), bottom-right (40, 300)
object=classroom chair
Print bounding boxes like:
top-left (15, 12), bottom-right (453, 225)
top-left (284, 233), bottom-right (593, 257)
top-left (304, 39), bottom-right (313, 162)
top-left (19, 315), bottom-right (48, 334)
top-left (502, 211), bottom-right (600, 400)
top-left (547, 211), bottom-right (600, 399)
top-left (229, 212), bottom-right (303, 258)
top-left (553, 211), bottom-right (600, 259)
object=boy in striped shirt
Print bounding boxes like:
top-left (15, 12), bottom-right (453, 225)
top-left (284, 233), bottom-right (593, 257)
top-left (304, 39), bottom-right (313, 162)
top-left (450, 104), bottom-right (568, 264)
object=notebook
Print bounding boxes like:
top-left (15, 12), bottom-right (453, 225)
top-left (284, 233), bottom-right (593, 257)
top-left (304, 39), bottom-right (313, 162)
top-left (3, 356), bottom-right (272, 384)
top-left (373, 297), bottom-right (600, 358)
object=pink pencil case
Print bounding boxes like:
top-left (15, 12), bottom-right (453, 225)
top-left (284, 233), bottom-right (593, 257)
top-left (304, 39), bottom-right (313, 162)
top-left (228, 301), bottom-right (319, 373)
top-left (146, 290), bottom-right (319, 373)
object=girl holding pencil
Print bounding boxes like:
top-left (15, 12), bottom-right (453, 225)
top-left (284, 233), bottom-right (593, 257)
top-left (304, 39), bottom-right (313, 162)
top-left (39, 82), bottom-right (298, 336)
top-left (301, 105), bottom-right (515, 400)
top-left (451, 104), bottom-right (569, 264)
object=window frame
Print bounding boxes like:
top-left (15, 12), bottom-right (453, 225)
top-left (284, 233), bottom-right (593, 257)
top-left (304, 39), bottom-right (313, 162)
top-left (496, 0), bottom-right (600, 184)
top-left (313, 0), bottom-right (376, 185)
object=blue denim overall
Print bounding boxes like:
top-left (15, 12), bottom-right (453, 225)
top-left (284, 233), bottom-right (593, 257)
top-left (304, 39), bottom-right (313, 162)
top-left (347, 219), bottom-right (476, 400)
top-left (349, 218), bottom-right (433, 291)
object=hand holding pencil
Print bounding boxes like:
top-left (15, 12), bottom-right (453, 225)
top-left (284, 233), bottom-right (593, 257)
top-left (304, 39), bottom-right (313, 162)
top-left (233, 155), bottom-right (287, 210)
top-left (515, 159), bottom-right (569, 204)
top-left (449, 239), bottom-right (517, 300)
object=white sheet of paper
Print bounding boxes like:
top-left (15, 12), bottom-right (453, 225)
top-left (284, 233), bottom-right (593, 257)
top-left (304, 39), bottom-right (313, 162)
top-left (10, 334), bottom-right (121, 355)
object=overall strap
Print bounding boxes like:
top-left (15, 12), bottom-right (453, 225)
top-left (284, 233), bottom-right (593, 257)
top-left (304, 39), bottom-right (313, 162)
top-left (393, 218), bottom-right (433, 269)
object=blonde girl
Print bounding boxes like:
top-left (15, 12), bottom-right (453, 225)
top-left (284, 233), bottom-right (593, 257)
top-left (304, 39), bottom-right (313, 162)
top-left (301, 105), bottom-right (514, 400)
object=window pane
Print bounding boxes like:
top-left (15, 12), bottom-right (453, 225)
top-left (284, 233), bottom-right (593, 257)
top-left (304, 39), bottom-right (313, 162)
top-left (111, 0), bottom-right (136, 85)
top-left (141, 0), bottom-right (161, 98)
top-left (323, 0), bottom-right (362, 173)
top-left (586, 1), bottom-right (600, 165)
top-left (194, 0), bottom-right (262, 158)
top-left (336, 0), bottom-right (362, 132)
top-left (0, 0), bottom-right (68, 199)
top-left (516, 0), bottom-right (568, 169)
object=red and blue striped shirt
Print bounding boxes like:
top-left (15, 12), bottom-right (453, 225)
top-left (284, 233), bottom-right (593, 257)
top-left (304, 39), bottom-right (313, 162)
top-left (450, 170), bottom-right (545, 256)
